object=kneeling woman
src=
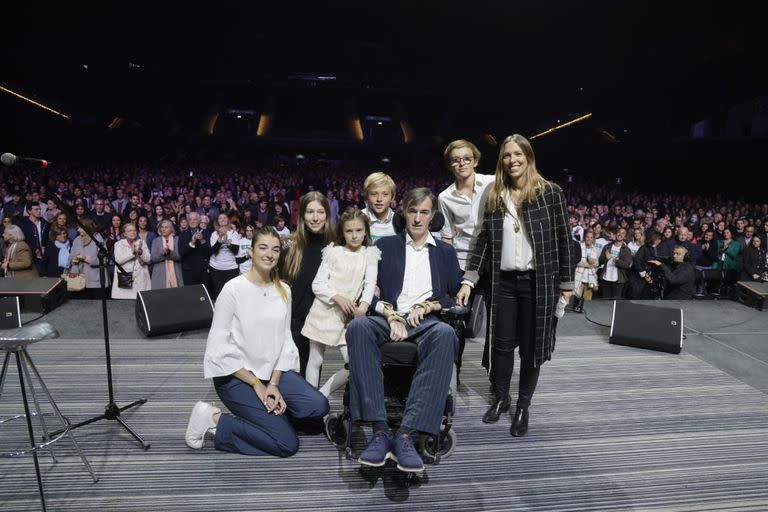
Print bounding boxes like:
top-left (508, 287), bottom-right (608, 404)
top-left (185, 227), bottom-right (329, 456)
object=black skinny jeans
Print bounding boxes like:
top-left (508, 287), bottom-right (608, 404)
top-left (493, 270), bottom-right (540, 409)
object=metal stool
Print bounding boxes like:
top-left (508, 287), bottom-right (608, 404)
top-left (0, 322), bottom-right (98, 511)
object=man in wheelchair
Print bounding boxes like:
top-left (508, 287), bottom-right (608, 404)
top-left (346, 187), bottom-right (463, 473)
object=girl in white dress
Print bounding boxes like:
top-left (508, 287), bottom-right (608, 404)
top-left (302, 209), bottom-right (381, 397)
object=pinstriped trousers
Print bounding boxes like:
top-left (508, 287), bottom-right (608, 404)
top-left (346, 315), bottom-right (457, 435)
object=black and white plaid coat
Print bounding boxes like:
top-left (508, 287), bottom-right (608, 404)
top-left (464, 181), bottom-right (575, 369)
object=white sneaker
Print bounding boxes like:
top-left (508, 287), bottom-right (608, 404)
top-left (185, 401), bottom-right (220, 449)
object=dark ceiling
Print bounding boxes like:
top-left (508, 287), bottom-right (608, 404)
top-left (2, 2), bottom-right (764, 140)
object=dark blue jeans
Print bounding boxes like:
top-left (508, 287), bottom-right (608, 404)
top-left (213, 370), bottom-right (329, 457)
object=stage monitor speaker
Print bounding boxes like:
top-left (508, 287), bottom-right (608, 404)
top-left (0, 277), bottom-right (67, 314)
top-left (136, 285), bottom-right (214, 337)
top-left (736, 281), bottom-right (768, 311)
top-left (0, 296), bottom-right (22, 329)
top-left (609, 301), bottom-right (683, 354)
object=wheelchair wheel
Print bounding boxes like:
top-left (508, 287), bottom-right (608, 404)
top-left (324, 413), bottom-right (349, 448)
top-left (421, 428), bottom-right (456, 461)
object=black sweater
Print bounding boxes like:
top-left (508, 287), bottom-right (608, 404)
top-left (289, 231), bottom-right (326, 329)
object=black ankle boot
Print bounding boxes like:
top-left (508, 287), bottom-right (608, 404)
top-left (482, 395), bottom-right (511, 423)
top-left (510, 406), bottom-right (529, 436)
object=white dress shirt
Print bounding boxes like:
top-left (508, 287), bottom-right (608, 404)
top-left (396, 233), bottom-right (435, 314)
top-left (438, 173), bottom-right (494, 270)
top-left (203, 275), bottom-right (299, 380)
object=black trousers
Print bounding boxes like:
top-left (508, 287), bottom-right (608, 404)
top-left (493, 270), bottom-right (540, 409)
top-left (208, 267), bottom-right (240, 302)
top-left (291, 322), bottom-right (310, 378)
top-left (182, 266), bottom-right (207, 287)
top-left (599, 279), bottom-right (625, 300)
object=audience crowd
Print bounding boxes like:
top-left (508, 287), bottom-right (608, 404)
top-left (2, 164), bottom-right (767, 302)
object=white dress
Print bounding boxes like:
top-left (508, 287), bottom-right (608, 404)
top-left (301, 244), bottom-right (380, 347)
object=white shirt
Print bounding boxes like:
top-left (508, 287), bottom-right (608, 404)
top-left (395, 233), bottom-right (435, 314)
top-left (500, 205), bottom-right (534, 271)
top-left (362, 207), bottom-right (396, 242)
top-left (438, 173), bottom-right (494, 270)
top-left (208, 228), bottom-right (241, 271)
top-left (203, 275), bottom-right (299, 380)
top-left (237, 238), bottom-right (252, 274)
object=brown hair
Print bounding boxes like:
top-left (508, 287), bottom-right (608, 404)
top-left (282, 191), bottom-right (336, 284)
top-left (487, 134), bottom-right (547, 213)
top-left (252, 227), bottom-right (289, 303)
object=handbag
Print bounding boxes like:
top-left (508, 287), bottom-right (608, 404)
top-left (117, 255), bottom-right (137, 289)
top-left (117, 270), bottom-right (134, 289)
top-left (63, 269), bottom-right (86, 292)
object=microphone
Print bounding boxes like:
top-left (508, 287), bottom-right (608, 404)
top-left (1, 152), bottom-right (51, 168)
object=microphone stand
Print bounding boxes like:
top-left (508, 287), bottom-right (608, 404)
top-left (50, 217), bottom-right (150, 449)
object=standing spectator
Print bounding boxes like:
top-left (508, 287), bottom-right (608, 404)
top-left (69, 218), bottom-right (106, 299)
top-left (20, 201), bottom-right (50, 273)
top-left (179, 211), bottom-right (211, 286)
top-left (2, 224), bottom-right (39, 278)
top-left (740, 236), bottom-right (766, 282)
top-left (599, 227), bottom-right (633, 300)
top-left (112, 223), bottom-right (151, 299)
top-left (89, 198), bottom-right (110, 232)
top-left (151, 220), bottom-right (183, 289)
top-left (40, 226), bottom-right (71, 277)
top-left (208, 213), bottom-right (241, 300)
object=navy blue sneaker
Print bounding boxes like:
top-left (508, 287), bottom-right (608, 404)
top-left (358, 430), bottom-right (393, 467)
top-left (391, 433), bottom-right (424, 473)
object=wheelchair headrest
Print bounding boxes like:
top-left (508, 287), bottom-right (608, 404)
top-left (392, 209), bottom-right (445, 234)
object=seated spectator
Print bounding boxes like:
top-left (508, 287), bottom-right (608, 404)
top-left (1, 224), bottom-right (39, 278)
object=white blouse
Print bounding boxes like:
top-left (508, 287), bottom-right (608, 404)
top-left (203, 275), bottom-right (299, 380)
top-left (500, 202), bottom-right (534, 271)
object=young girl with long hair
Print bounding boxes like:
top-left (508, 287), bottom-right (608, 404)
top-left (301, 209), bottom-right (381, 397)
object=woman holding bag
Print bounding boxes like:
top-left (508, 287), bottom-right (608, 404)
top-left (112, 222), bottom-right (151, 299)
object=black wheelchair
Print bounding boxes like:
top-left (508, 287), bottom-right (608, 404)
top-left (324, 206), bottom-right (472, 466)
top-left (324, 304), bottom-right (468, 466)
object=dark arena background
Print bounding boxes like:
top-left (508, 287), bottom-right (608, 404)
top-left (1, 3), bottom-right (767, 511)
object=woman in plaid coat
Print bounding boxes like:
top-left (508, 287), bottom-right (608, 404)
top-left (457, 134), bottom-right (575, 436)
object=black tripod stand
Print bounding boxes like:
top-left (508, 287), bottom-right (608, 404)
top-left (50, 223), bottom-right (150, 449)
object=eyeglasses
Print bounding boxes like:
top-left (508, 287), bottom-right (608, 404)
top-left (449, 156), bottom-right (474, 166)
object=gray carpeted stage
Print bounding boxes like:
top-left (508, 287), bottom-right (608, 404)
top-left (1, 297), bottom-right (767, 511)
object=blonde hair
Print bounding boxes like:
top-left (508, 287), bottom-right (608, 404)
top-left (363, 172), bottom-right (396, 197)
top-left (252, 227), bottom-right (289, 303)
top-left (443, 139), bottom-right (481, 167)
top-left (487, 134), bottom-right (547, 213)
top-left (282, 191), bottom-right (336, 284)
